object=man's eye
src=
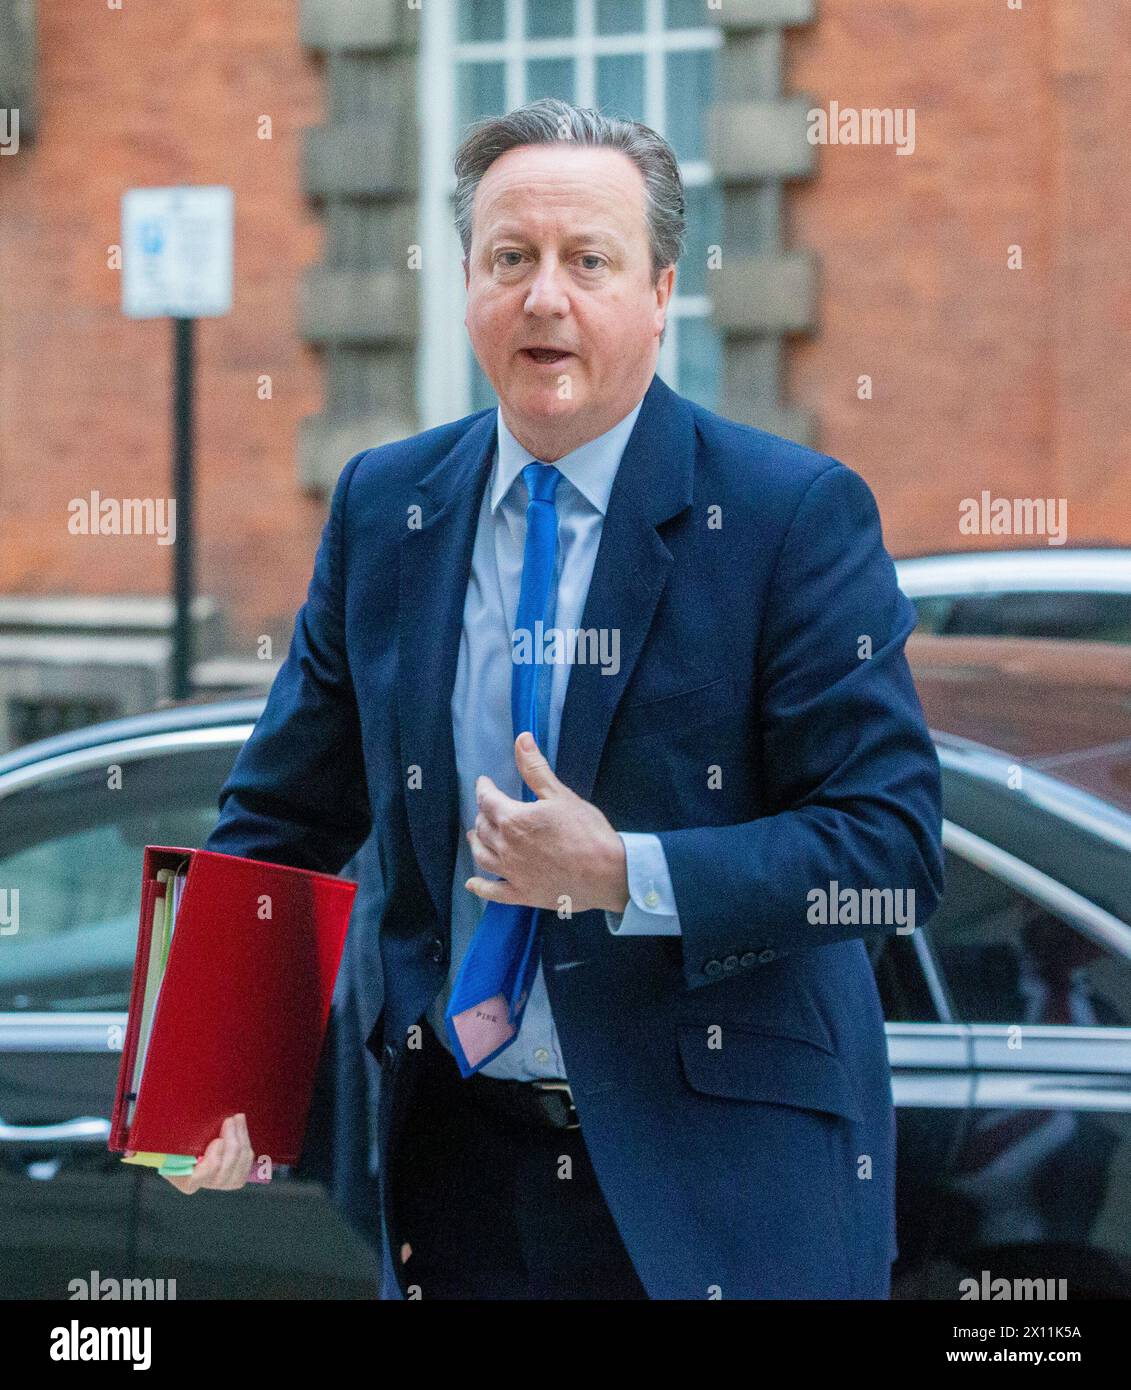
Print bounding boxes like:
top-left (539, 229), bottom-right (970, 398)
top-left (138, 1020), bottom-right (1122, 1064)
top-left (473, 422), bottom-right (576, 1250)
top-left (497, 252), bottom-right (524, 267)
top-left (579, 255), bottom-right (605, 270)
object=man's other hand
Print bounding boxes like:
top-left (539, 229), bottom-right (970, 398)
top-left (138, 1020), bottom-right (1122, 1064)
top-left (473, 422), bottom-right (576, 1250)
top-left (465, 732), bottom-right (630, 914)
top-left (160, 1113), bottom-right (255, 1193)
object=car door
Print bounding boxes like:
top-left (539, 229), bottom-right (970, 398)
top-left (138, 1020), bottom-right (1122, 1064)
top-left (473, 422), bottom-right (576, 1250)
top-left (0, 1007), bottom-right (133, 1299)
top-left (0, 731), bottom-right (200, 1298)
top-left (0, 726), bottom-right (379, 1299)
top-left (868, 911), bottom-right (973, 1298)
top-left (926, 825), bottom-right (1131, 1297)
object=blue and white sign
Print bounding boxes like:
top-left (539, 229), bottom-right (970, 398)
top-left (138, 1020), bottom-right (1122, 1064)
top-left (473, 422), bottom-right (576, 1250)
top-left (121, 186), bottom-right (233, 319)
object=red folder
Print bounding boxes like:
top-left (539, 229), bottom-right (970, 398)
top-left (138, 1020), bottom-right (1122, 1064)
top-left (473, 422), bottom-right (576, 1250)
top-left (110, 846), bottom-right (358, 1167)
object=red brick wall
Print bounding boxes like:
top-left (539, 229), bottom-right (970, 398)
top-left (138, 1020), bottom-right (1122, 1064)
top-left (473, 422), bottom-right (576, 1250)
top-left (0, 0), bottom-right (327, 651)
top-left (3, 1), bottom-right (1125, 653)
top-left (788, 0), bottom-right (1130, 556)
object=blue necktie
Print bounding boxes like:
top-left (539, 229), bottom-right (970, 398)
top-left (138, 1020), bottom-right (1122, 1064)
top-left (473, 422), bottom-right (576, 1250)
top-left (444, 462), bottom-right (562, 1077)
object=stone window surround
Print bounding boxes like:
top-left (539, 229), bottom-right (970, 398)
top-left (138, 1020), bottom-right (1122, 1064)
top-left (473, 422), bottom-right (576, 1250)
top-left (297, 0), bottom-right (819, 495)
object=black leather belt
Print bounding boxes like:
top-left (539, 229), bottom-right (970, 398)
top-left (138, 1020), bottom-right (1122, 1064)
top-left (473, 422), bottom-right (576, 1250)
top-left (464, 1071), bottom-right (580, 1131)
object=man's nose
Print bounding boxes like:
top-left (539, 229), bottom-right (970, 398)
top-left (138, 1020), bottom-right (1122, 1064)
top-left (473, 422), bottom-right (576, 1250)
top-left (524, 259), bottom-right (570, 316)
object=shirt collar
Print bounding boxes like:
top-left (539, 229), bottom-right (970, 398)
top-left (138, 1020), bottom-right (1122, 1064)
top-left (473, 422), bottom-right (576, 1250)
top-left (490, 396), bottom-right (646, 517)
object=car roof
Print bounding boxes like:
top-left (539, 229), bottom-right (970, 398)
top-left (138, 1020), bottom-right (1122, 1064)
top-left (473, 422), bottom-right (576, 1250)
top-left (3, 653), bottom-right (1130, 835)
top-left (896, 548), bottom-right (1131, 596)
top-left (0, 695), bottom-right (265, 779)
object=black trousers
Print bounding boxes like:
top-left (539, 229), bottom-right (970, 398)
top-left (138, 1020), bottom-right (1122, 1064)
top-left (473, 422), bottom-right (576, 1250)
top-left (388, 1024), bottom-right (649, 1299)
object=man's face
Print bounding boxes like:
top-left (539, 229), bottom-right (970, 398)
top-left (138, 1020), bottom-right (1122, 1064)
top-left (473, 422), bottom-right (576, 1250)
top-left (463, 143), bottom-right (675, 458)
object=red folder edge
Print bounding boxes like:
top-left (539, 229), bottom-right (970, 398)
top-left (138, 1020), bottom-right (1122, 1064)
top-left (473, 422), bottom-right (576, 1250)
top-left (109, 864), bottom-right (162, 1152)
top-left (109, 846), bottom-right (358, 1167)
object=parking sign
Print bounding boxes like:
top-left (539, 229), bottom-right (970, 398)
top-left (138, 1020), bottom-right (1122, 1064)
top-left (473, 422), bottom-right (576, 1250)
top-left (121, 186), bottom-right (233, 319)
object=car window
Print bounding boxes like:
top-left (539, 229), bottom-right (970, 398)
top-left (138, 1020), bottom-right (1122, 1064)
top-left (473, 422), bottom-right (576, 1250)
top-left (0, 741), bottom-right (241, 1012)
top-left (910, 591), bottom-right (1131, 643)
top-left (869, 932), bottom-right (941, 1022)
top-left (926, 848), bottom-right (1131, 1027)
top-left (908, 595), bottom-right (956, 635)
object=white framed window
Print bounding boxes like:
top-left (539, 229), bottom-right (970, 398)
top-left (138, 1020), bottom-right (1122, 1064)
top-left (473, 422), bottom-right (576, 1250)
top-left (418, 0), bottom-right (723, 428)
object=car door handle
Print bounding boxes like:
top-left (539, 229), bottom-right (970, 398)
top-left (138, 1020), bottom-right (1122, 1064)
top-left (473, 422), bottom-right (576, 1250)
top-left (0, 1115), bottom-right (111, 1144)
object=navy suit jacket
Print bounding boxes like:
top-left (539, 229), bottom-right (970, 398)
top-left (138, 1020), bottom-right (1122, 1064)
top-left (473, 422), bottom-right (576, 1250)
top-left (204, 373), bottom-right (945, 1299)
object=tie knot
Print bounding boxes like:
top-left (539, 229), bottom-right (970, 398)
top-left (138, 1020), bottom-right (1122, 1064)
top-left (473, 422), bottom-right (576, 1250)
top-left (523, 461), bottom-right (562, 506)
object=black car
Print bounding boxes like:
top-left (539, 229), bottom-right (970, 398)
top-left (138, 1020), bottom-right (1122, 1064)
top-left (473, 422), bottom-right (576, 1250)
top-left (1, 670), bottom-right (1129, 1298)
top-left (0, 699), bottom-right (380, 1299)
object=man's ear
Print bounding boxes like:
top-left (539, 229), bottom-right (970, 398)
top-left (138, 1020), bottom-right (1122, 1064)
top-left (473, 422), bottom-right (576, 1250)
top-left (657, 263), bottom-right (676, 310)
top-left (655, 264), bottom-right (676, 337)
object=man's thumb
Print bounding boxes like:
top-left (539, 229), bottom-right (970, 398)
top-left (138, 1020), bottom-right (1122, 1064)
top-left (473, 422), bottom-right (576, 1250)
top-left (516, 732), bottom-right (560, 798)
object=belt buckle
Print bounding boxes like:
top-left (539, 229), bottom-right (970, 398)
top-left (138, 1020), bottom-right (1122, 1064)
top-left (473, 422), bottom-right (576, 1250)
top-left (532, 1079), bottom-right (580, 1130)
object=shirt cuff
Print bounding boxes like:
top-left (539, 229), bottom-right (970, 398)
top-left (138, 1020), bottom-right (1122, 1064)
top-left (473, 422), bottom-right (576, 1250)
top-left (604, 833), bottom-right (682, 936)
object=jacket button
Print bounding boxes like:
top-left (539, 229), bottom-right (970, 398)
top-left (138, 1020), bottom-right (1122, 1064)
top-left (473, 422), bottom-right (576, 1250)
top-left (723, 954), bottom-right (739, 973)
top-left (740, 951), bottom-right (757, 968)
top-left (383, 1042), bottom-right (396, 1063)
top-left (428, 937), bottom-right (446, 963)
top-left (758, 948), bottom-right (775, 963)
top-left (704, 959), bottom-right (723, 978)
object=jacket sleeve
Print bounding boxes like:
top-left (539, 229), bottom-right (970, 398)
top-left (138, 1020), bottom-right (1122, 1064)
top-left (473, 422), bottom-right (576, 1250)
top-left (203, 449), bottom-right (373, 874)
top-left (656, 461), bottom-right (945, 990)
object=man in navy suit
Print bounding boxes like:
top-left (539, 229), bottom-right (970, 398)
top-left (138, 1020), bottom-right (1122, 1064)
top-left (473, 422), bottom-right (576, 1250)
top-left (172, 98), bottom-right (944, 1300)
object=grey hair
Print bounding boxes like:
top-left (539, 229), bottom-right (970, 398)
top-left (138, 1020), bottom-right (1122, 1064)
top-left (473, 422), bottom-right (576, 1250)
top-left (453, 97), bottom-right (686, 282)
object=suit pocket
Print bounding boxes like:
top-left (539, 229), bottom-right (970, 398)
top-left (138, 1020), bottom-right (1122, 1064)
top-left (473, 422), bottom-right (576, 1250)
top-left (610, 674), bottom-right (734, 741)
top-left (676, 1022), bottom-right (864, 1123)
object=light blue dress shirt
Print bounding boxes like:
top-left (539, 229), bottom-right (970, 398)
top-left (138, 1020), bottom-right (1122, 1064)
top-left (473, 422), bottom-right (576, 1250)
top-left (426, 396), bottom-right (682, 1081)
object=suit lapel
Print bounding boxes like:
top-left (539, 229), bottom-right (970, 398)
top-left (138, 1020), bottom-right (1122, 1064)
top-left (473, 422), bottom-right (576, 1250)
top-left (397, 374), bottom-right (696, 930)
top-left (554, 374), bottom-right (696, 803)
top-left (397, 409), bottom-right (496, 927)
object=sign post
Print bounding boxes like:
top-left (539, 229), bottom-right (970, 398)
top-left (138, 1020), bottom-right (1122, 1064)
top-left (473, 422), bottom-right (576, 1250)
top-left (122, 186), bottom-right (233, 700)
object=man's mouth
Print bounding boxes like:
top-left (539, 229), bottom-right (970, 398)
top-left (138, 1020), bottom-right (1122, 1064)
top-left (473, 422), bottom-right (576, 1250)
top-left (521, 348), bottom-right (573, 365)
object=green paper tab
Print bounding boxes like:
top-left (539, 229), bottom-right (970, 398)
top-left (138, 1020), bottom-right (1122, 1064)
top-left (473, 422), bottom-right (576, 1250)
top-left (157, 1154), bottom-right (197, 1176)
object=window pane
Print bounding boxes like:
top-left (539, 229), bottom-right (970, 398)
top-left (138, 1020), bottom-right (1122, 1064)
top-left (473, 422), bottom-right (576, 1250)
top-left (665, 50), bottom-right (715, 161)
top-left (8, 696), bottom-right (117, 750)
top-left (666, 0), bottom-right (710, 25)
top-left (457, 62), bottom-right (506, 132)
top-left (526, 0), bottom-right (575, 38)
top-left (676, 314), bottom-right (721, 410)
top-left (679, 181), bottom-right (722, 297)
top-left (597, 0), bottom-right (645, 34)
top-left (458, 0), bottom-right (506, 42)
top-left (526, 58), bottom-right (575, 104)
top-left (929, 851), bottom-right (1131, 1026)
top-left (596, 54), bottom-right (645, 123)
